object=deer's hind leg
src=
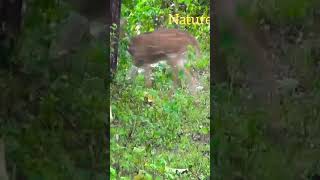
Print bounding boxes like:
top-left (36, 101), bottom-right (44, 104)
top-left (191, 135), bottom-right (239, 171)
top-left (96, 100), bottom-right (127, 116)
top-left (143, 65), bottom-right (153, 88)
top-left (168, 54), bottom-right (197, 88)
top-left (167, 55), bottom-right (183, 88)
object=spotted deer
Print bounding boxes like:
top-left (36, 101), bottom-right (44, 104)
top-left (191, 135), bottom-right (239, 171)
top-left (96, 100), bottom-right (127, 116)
top-left (128, 28), bottom-right (201, 88)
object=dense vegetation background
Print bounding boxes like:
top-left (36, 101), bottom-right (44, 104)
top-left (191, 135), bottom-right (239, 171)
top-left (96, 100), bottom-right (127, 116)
top-left (1, 0), bottom-right (106, 179)
top-left (213, 0), bottom-right (320, 179)
top-left (110, 0), bottom-right (210, 179)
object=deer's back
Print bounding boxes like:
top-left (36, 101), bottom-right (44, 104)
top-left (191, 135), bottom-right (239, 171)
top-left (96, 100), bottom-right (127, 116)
top-left (128, 29), bottom-right (199, 66)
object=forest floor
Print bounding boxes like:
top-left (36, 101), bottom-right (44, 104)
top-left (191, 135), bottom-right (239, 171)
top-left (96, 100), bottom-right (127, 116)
top-left (110, 39), bottom-right (210, 179)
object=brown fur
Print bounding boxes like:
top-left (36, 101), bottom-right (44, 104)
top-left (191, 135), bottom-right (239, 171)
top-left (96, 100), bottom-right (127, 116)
top-left (128, 28), bottom-right (200, 88)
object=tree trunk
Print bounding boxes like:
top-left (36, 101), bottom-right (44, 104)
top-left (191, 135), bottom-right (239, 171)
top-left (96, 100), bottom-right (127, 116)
top-left (0, 0), bottom-right (23, 68)
top-left (110, 0), bottom-right (121, 77)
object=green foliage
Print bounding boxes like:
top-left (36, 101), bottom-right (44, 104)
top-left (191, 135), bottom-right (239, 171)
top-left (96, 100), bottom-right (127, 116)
top-left (1, 0), bottom-right (106, 179)
top-left (111, 52), bottom-right (209, 178)
top-left (215, 0), bottom-right (320, 179)
top-left (248, 0), bottom-right (318, 25)
top-left (122, 0), bottom-right (209, 40)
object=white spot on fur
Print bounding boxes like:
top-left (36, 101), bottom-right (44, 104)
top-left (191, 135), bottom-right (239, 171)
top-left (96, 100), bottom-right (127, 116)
top-left (167, 53), bottom-right (179, 59)
top-left (150, 61), bottom-right (166, 68)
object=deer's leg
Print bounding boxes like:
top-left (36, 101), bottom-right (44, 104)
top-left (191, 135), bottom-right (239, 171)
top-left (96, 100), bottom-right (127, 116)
top-left (184, 67), bottom-right (197, 88)
top-left (168, 57), bottom-right (182, 88)
top-left (143, 65), bottom-right (152, 88)
top-left (127, 65), bottom-right (139, 81)
top-left (172, 65), bottom-right (181, 88)
top-left (176, 56), bottom-right (197, 88)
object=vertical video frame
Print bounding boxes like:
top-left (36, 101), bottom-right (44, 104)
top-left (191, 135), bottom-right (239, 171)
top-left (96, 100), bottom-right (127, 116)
top-left (110, 0), bottom-right (210, 179)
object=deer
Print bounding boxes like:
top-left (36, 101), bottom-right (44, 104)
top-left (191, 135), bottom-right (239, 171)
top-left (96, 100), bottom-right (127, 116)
top-left (127, 28), bottom-right (201, 89)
